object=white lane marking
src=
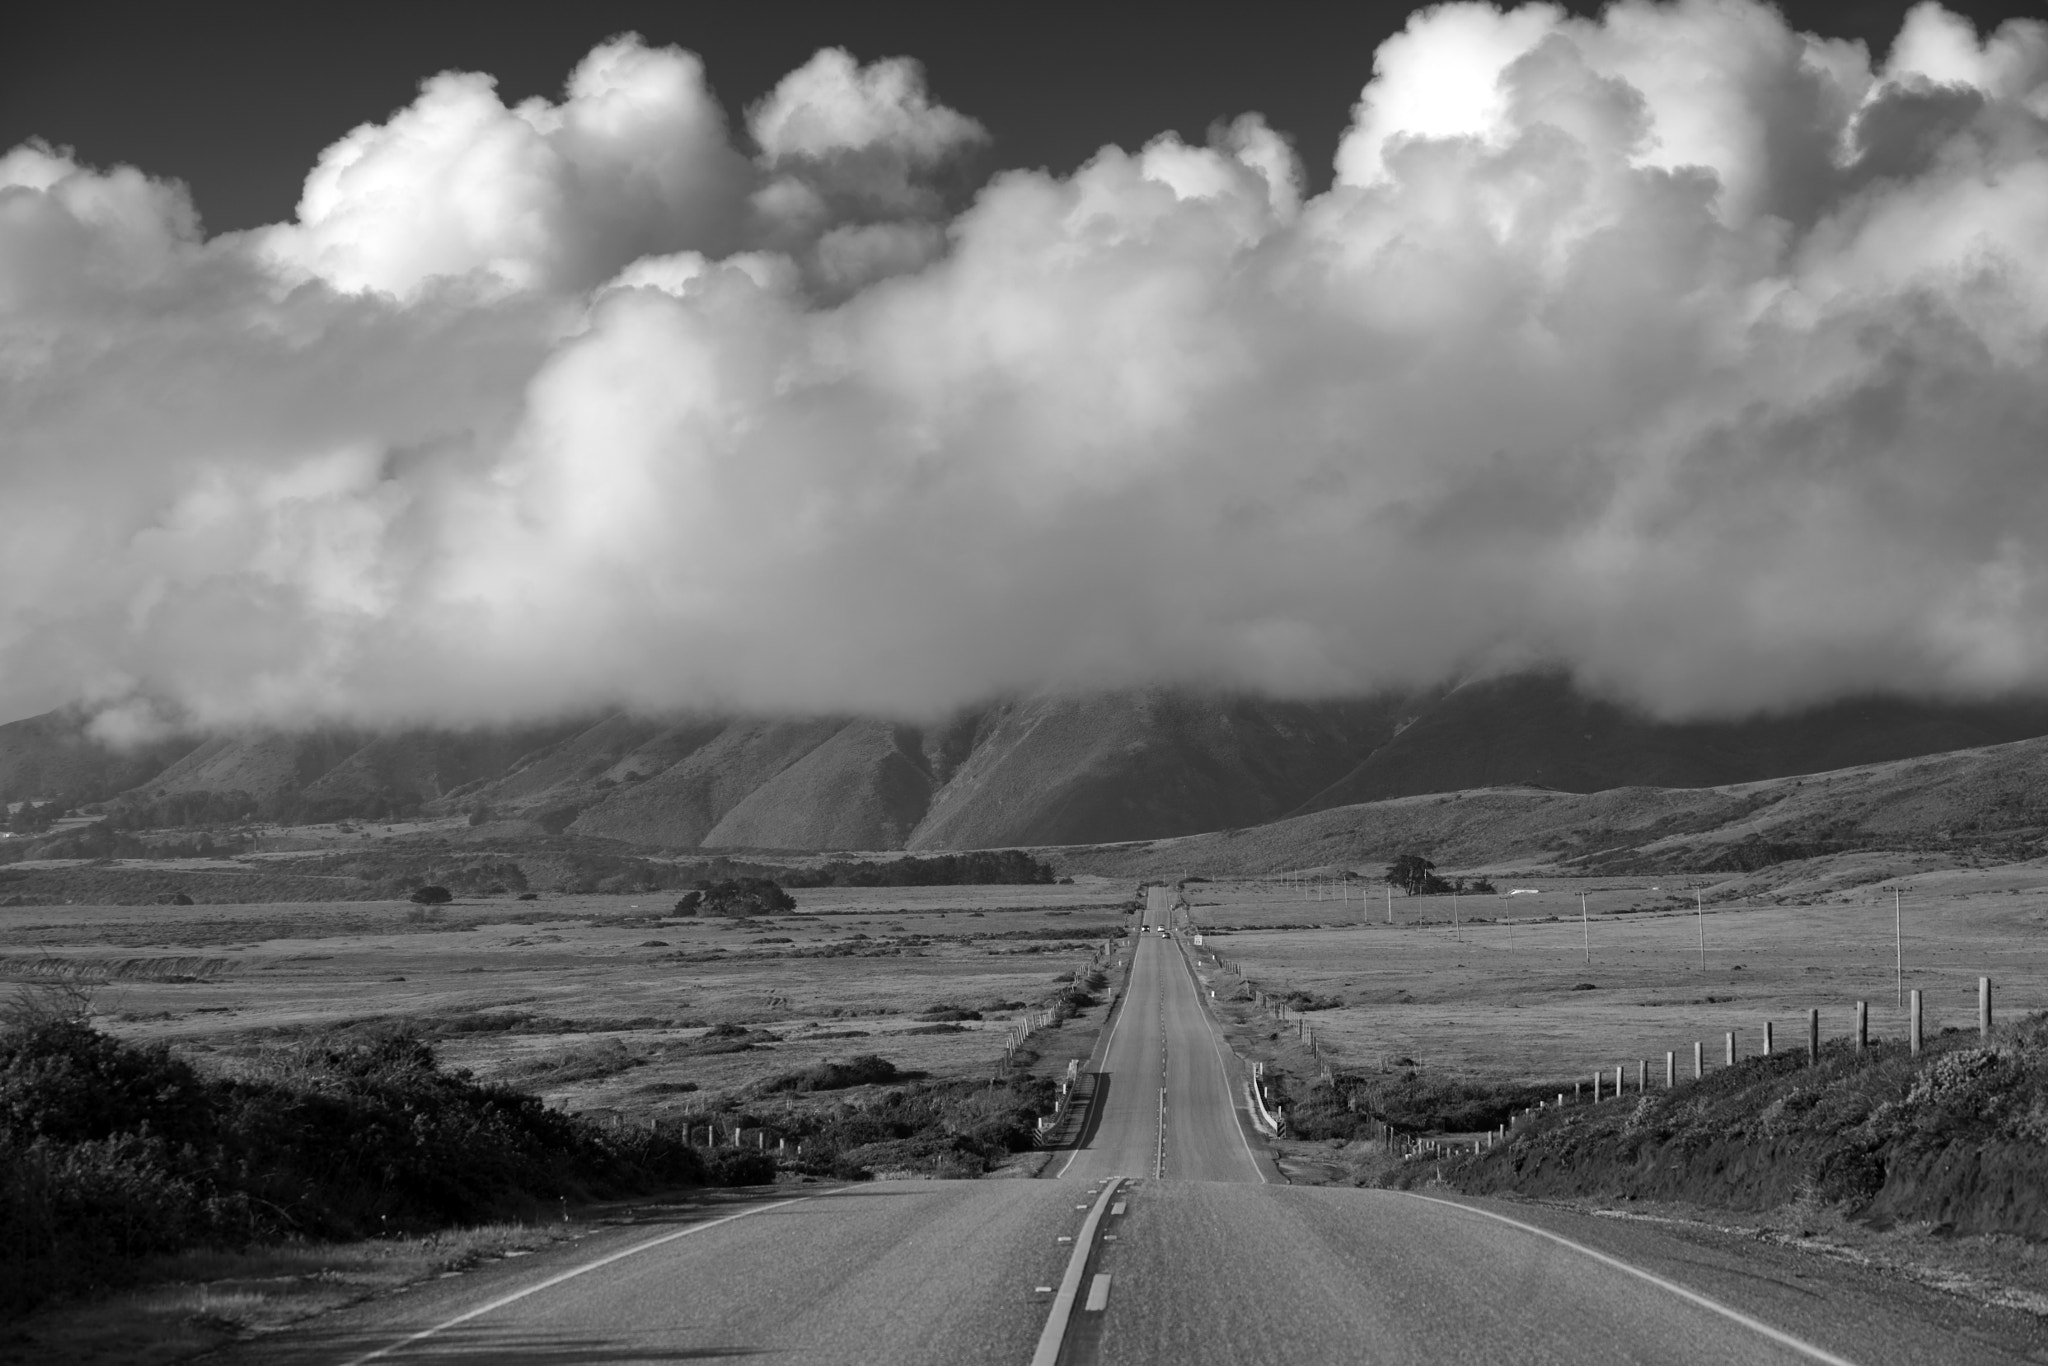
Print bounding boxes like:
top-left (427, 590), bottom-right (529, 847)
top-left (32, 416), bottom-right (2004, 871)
top-left (340, 1197), bottom-right (808, 1365)
top-left (1175, 942), bottom-right (1269, 1184)
top-left (1085, 1273), bottom-right (1113, 1312)
top-left (1156, 1087), bottom-right (1167, 1178)
top-left (1393, 1193), bottom-right (1862, 1366)
top-left (1031, 1177), bottom-right (1124, 1366)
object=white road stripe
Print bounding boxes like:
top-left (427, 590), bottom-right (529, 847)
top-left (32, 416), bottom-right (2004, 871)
top-left (1394, 1192), bottom-right (1863, 1366)
top-left (339, 1197), bottom-right (808, 1365)
top-left (1173, 937), bottom-right (1269, 1183)
top-left (1031, 1177), bottom-right (1124, 1366)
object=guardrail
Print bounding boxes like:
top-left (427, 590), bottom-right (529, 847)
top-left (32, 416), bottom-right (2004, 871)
top-left (1245, 1059), bottom-right (1285, 1136)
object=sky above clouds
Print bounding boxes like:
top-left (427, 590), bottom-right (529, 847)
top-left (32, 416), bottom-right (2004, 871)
top-left (3, 1), bottom-right (2048, 739)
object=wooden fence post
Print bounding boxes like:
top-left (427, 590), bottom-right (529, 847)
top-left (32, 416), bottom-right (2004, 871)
top-left (1636, 1059), bottom-right (1647, 1093)
top-left (1807, 1008), bottom-right (1820, 1064)
top-left (1910, 988), bottom-right (1922, 1056)
top-left (1981, 977), bottom-right (1993, 1037)
top-left (1763, 1020), bottom-right (1773, 1056)
top-left (1592, 1070), bottom-right (1601, 1102)
top-left (1614, 1064), bottom-right (1623, 1098)
top-left (1725, 1031), bottom-right (1735, 1067)
top-left (1665, 1051), bottom-right (1675, 1088)
top-left (1855, 1000), bottom-right (1867, 1052)
top-left (1693, 1040), bottom-right (1703, 1080)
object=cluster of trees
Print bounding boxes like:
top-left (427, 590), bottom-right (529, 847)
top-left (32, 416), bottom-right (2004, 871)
top-left (664, 850), bottom-right (1057, 889)
top-left (780, 850), bottom-right (1056, 888)
top-left (4, 800), bottom-right (67, 835)
top-left (675, 878), bottom-right (797, 917)
top-left (1382, 855), bottom-right (1495, 897)
top-left (268, 790), bottom-right (424, 826)
top-left (106, 790), bottom-right (258, 831)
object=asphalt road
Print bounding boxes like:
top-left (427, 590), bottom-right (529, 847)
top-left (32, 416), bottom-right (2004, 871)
top-left (230, 887), bottom-right (2048, 1365)
top-left (1056, 889), bottom-right (1271, 1185)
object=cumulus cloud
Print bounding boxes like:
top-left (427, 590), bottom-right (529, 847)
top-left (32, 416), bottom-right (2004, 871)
top-left (4, 2), bottom-right (2048, 733)
top-left (258, 36), bottom-right (752, 295)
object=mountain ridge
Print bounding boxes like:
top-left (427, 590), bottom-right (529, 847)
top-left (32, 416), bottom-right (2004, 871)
top-left (7, 674), bottom-right (2048, 851)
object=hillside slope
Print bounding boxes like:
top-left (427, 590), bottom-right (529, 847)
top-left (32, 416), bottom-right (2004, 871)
top-left (0, 711), bottom-right (201, 805)
top-left (7, 675), bottom-right (2048, 851)
top-left (1295, 672), bottom-right (2048, 814)
top-left (906, 692), bottom-right (1406, 850)
top-left (1388, 1015), bottom-right (2048, 1240)
top-left (1053, 733), bottom-right (2048, 878)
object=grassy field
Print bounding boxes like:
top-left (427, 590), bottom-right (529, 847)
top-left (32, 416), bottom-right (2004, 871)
top-left (1185, 862), bottom-right (2048, 1089)
top-left (0, 880), bottom-right (1141, 1362)
top-left (0, 880), bottom-right (1137, 1122)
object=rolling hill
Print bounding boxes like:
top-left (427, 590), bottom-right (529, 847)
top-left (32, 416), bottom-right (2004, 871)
top-left (1053, 731), bottom-right (2048, 880)
top-left (6, 674), bottom-right (2048, 852)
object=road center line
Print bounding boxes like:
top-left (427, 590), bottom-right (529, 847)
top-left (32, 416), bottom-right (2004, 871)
top-left (339, 1196), bottom-right (810, 1365)
top-left (1031, 1177), bottom-right (1124, 1366)
top-left (1391, 1192), bottom-right (1862, 1366)
top-left (1156, 1087), bottom-right (1167, 1178)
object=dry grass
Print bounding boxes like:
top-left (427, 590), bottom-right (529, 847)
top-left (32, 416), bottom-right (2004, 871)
top-left (1186, 865), bottom-right (2048, 1088)
top-left (0, 882), bottom-right (1141, 1356)
top-left (0, 880), bottom-right (1137, 1122)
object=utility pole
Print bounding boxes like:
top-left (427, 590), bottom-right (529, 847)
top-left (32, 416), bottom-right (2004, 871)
top-left (1581, 892), bottom-right (1589, 965)
top-left (1697, 889), bottom-right (1704, 969)
top-left (1895, 886), bottom-right (1903, 1009)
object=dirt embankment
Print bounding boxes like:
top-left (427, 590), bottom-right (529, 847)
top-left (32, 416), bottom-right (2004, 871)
top-left (1388, 1014), bottom-right (2048, 1239)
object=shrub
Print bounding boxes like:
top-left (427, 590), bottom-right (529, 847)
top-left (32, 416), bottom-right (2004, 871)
top-left (751, 1072), bottom-right (1056, 1179)
top-left (760, 1054), bottom-right (900, 1093)
top-left (696, 879), bottom-right (795, 916)
top-left (0, 1020), bottom-right (748, 1317)
top-left (1392, 1014), bottom-right (2048, 1240)
top-left (408, 885), bottom-right (453, 905)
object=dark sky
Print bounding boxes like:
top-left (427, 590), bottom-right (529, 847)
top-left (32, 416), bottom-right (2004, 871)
top-left (4, 1), bottom-right (2041, 234)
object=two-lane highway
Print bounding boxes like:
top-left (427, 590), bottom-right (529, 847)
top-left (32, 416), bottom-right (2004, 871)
top-left (1059, 886), bottom-right (1268, 1185)
top-left (231, 884), bottom-right (2046, 1365)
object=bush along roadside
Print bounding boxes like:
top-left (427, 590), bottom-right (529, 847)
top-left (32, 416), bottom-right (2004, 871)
top-left (0, 1020), bottom-right (759, 1318)
top-left (1381, 1012), bottom-right (2048, 1240)
top-left (1270, 1065), bottom-right (1567, 1144)
top-left (674, 1070), bottom-right (1059, 1182)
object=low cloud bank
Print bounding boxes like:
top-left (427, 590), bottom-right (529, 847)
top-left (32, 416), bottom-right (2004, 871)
top-left (4, 2), bottom-right (2047, 739)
